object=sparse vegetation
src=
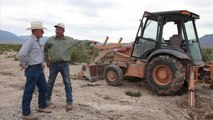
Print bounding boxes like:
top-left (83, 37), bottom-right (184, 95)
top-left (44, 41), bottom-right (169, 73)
top-left (201, 48), bottom-right (213, 62)
top-left (70, 41), bottom-right (98, 64)
top-left (1, 44), bottom-right (212, 63)
top-left (7, 54), bottom-right (18, 61)
top-left (0, 44), bottom-right (20, 61)
top-left (125, 90), bottom-right (141, 97)
top-left (0, 44), bottom-right (21, 53)
top-left (0, 43), bottom-right (98, 63)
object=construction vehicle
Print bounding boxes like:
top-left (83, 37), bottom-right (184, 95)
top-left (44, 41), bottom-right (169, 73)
top-left (79, 10), bottom-right (213, 107)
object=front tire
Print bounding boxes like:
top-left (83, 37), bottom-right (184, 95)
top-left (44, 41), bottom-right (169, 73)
top-left (104, 64), bottom-right (123, 86)
top-left (147, 55), bottom-right (185, 95)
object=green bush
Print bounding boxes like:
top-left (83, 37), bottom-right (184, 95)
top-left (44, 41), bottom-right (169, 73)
top-left (201, 48), bottom-right (213, 62)
top-left (125, 91), bottom-right (141, 97)
top-left (70, 41), bottom-right (98, 63)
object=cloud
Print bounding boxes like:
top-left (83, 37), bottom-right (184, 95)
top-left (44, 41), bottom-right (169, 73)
top-left (65, 0), bottom-right (115, 17)
top-left (71, 0), bottom-right (113, 7)
top-left (1, 0), bottom-right (212, 42)
top-left (183, 0), bottom-right (213, 7)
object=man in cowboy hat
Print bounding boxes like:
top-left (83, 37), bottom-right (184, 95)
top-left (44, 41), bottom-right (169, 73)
top-left (44, 23), bottom-right (82, 111)
top-left (18, 21), bottom-right (51, 120)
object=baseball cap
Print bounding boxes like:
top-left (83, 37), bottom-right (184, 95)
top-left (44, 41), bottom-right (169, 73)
top-left (54, 23), bottom-right (65, 29)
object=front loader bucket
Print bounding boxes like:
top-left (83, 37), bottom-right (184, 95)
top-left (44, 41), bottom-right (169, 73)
top-left (79, 64), bottom-right (108, 82)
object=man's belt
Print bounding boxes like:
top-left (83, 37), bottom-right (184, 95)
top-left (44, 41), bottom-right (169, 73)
top-left (28, 63), bottom-right (42, 67)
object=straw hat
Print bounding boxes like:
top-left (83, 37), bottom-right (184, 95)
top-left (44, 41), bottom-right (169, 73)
top-left (54, 23), bottom-right (65, 29)
top-left (26, 21), bottom-right (47, 30)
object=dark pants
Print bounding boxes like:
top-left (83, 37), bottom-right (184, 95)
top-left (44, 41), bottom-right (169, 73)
top-left (46, 62), bottom-right (73, 104)
top-left (22, 64), bottom-right (47, 116)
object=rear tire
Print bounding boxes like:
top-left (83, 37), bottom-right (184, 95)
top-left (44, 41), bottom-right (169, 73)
top-left (147, 55), bottom-right (185, 95)
top-left (104, 64), bottom-right (123, 86)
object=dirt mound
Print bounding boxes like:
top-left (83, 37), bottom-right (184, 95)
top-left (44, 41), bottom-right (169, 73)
top-left (188, 95), bottom-right (213, 120)
top-left (176, 88), bottom-right (213, 120)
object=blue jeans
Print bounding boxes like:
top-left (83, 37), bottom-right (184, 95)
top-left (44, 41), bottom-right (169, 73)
top-left (22, 64), bottom-right (47, 116)
top-left (46, 62), bottom-right (73, 104)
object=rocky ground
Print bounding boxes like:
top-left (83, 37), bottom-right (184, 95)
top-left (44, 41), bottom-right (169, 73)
top-left (0, 52), bottom-right (213, 120)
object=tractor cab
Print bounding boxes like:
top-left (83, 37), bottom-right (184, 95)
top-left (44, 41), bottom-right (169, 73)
top-left (132, 10), bottom-right (203, 65)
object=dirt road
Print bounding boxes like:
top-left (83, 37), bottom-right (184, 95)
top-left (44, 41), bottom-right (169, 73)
top-left (0, 52), bottom-right (213, 120)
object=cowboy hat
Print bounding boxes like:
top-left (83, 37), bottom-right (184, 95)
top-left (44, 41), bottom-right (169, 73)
top-left (26, 21), bottom-right (47, 30)
top-left (54, 23), bottom-right (65, 29)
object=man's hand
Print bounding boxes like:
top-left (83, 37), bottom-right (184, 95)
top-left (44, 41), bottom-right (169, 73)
top-left (42, 64), bottom-right (45, 73)
top-left (19, 64), bottom-right (25, 71)
top-left (46, 60), bottom-right (51, 68)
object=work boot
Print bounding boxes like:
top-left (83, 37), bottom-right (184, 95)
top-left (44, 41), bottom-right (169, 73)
top-left (46, 100), bottom-right (56, 109)
top-left (66, 104), bottom-right (73, 112)
top-left (37, 107), bottom-right (52, 113)
top-left (46, 99), bottom-right (51, 106)
top-left (22, 114), bottom-right (37, 120)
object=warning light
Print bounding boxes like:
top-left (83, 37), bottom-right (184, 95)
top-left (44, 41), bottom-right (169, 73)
top-left (180, 10), bottom-right (191, 16)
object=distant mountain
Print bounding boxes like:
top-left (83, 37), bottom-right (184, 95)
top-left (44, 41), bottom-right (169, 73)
top-left (0, 30), bottom-right (48, 44)
top-left (0, 30), bottom-right (24, 44)
top-left (0, 29), bottom-right (212, 48)
top-left (199, 34), bottom-right (213, 48)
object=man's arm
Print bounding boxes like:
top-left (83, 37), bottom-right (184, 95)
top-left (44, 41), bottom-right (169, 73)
top-left (44, 39), bottom-right (51, 67)
top-left (72, 38), bottom-right (95, 48)
top-left (17, 40), bottom-right (33, 69)
top-left (44, 40), bottom-right (50, 61)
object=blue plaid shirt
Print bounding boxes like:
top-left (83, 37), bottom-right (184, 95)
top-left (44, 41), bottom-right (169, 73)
top-left (18, 35), bottom-right (44, 68)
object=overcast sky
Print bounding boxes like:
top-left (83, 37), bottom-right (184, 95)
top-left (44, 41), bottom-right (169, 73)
top-left (0, 0), bottom-right (213, 42)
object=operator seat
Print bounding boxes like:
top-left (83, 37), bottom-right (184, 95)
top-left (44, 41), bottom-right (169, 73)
top-left (169, 34), bottom-right (183, 47)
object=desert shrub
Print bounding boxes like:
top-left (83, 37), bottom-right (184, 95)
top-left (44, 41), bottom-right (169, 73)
top-left (70, 41), bottom-right (98, 64)
top-left (125, 91), bottom-right (141, 97)
top-left (201, 48), bottom-right (213, 62)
